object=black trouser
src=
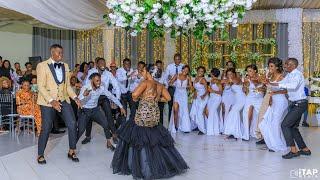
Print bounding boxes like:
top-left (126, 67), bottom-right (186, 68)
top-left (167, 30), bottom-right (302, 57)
top-left (85, 95), bottom-right (115, 138)
top-left (38, 102), bottom-right (77, 155)
top-left (158, 102), bottom-right (165, 125)
top-left (70, 99), bottom-right (78, 120)
top-left (281, 100), bottom-right (308, 149)
top-left (77, 107), bottom-right (111, 142)
top-left (167, 86), bottom-right (175, 121)
top-left (121, 92), bottom-right (138, 121)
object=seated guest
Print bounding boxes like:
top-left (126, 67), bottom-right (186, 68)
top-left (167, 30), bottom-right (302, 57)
top-left (0, 77), bottom-right (16, 116)
top-left (0, 56), bottom-right (2, 68)
top-left (0, 60), bottom-right (14, 80)
top-left (16, 79), bottom-right (42, 136)
top-left (23, 62), bottom-right (36, 82)
top-left (31, 75), bottom-right (38, 93)
top-left (14, 62), bottom-right (24, 77)
top-left (77, 62), bottom-right (89, 83)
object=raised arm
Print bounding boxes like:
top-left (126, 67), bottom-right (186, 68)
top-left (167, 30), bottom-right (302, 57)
top-left (103, 88), bottom-right (123, 108)
top-left (160, 85), bottom-right (171, 102)
top-left (132, 81), bottom-right (147, 101)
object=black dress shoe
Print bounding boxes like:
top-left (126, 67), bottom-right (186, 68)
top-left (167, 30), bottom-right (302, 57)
top-left (302, 122), bottom-right (310, 127)
top-left (269, 149), bottom-right (275, 152)
top-left (227, 135), bottom-right (235, 139)
top-left (107, 144), bottom-right (116, 151)
top-left (37, 155), bottom-right (46, 164)
top-left (242, 139), bottom-right (249, 142)
top-left (256, 139), bottom-right (266, 145)
top-left (198, 131), bottom-right (204, 135)
top-left (81, 137), bottom-right (91, 144)
top-left (192, 127), bottom-right (199, 131)
top-left (282, 152), bottom-right (300, 159)
top-left (299, 150), bottom-right (311, 156)
top-left (68, 152), bottom-right (79, 162)
top-left (51, 129), bottom-right (66, 134)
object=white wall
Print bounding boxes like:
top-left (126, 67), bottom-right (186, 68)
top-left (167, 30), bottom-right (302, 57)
top-left (0, 23), bottom-right (32, 66)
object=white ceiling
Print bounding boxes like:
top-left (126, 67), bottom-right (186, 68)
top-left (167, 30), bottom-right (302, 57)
top-left (0, 0), bottom-right (319, 29)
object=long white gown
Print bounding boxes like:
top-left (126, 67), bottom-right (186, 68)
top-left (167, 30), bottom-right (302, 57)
top-left (224, 84), bottom-right (246, 139)
top-left (206, 83), bottom-right (222, 135)
top-left (190, 78), bottom-right (208, 133)
top-left (242, 80), bottom-right (264, 140)
top-left (220, 84), bottom-right (235, 133)
top-left (168, 78), bottom-right (191, 133)
top-left (259, 82), bottom-right (289, 152)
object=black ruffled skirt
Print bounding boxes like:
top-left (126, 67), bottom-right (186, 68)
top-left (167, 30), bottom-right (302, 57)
top-left (111, 120), bottom-right (189, 179)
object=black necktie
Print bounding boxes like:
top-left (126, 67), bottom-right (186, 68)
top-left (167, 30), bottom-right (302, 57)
top-left (54, 63), bottom-right (61, 69)
top-left (125, 72), bottom-right (129, 88)
top-left (175, 65), bottom-right (178, 75)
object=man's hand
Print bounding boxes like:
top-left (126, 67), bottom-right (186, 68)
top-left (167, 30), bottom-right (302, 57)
top-left (74, 97), bottom-right (82, 109)
top-left (50, 100), bottom-right (62, 112)
top-left (83, 89), bottom-right (91, 96)
top-left (120, 108), bottom-right (126, 117)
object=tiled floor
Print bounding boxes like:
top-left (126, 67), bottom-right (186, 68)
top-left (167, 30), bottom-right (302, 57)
top-left (0, 125), bottom-right (319, 180)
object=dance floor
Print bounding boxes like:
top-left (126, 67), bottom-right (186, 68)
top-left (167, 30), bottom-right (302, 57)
top-left (0, 125), bottom-right (319, 180)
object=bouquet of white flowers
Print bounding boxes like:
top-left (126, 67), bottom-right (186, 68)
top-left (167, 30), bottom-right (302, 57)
top-left (106, 0), bottom-right (256, 40)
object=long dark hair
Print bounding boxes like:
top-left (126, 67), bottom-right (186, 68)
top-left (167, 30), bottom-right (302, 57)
top-left (79, 62), bottom-right (88, 73)
top-left (268, 57), bottom-right (283, 73)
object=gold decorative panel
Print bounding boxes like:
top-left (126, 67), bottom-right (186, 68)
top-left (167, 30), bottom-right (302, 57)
top-left (76, 28), bottom-right (104, 64)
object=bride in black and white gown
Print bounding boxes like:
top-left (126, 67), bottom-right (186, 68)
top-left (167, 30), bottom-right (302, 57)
top-left (111, 64), bottom-right (188, 179)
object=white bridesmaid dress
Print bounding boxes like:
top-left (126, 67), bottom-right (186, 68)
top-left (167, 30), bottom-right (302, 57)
top-left (190, 78), bottom-right (208, 133)
top-left (224, 84), bottom-right (246, 139)
top-left (220, 84), bottom-right (235, 133)
top-left (242, 80), bottom-right (264, 140)
top-left (168, 78), bottom-right (191, 133)
top-left (206, 82), bottom-right (222, 135)
top-left (259, 82), bottom-right (289, 152)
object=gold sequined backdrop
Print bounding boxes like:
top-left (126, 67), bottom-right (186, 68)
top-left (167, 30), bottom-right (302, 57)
top-left (76, 28), bottom-right (104, 64)
top-left (303, 22), bottom-right (320, 78)
top-left (176, 23), bottom-right (277, 70)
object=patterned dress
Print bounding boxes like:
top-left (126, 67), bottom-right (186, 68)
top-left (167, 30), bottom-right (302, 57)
top-left (112, 80), bottom-right (188, 179)
top-left (16, 89), bottom-right (42, 135)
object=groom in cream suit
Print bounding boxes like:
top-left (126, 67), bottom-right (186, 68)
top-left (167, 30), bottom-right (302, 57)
top-left (36, 44), bottom-right (81, 164)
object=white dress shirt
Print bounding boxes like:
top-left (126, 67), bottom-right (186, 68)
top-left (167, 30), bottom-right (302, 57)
top-left (116, 67), bottom-right (134, 94)
top-left (51, 59), bottom-right (63, 82)
top-left (154, 72), bottom-right (165, 85)
top-left (279, 68), bottom-right (306, 101)
top-left (78, 83), bottom-right (123, 109)
top-left (163, 63), bottom-right (184, 87)
top-left (129, 69), bottom-right (144, 92)
top-left (84, 68), bottom-right (121, 99)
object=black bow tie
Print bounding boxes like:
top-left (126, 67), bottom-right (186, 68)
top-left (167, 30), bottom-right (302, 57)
top-left (54, 63), bottom-right (62, 69)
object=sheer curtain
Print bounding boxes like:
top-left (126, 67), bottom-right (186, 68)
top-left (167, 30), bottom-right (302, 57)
top-left (0, 0), bottom-right (107, 30)
top-left (32, 27), bottom-right (76, 67)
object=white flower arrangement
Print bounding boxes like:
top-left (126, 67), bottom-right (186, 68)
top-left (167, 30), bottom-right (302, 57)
top-left (105, 0), bottom-right (257, 40)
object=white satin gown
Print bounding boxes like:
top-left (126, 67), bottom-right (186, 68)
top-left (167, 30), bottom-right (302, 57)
top-left (168, 78), bottom-right (191, 133)
top-left (242, 81), bottom-right (264, 140)
top-left (220, 84), bottom-right (235, 133)
top-left (224, 84), bottom-right (246, 139)
top-left (190, 78), bottom-right (208, 133)
top-left (259, 82), bottom-right (289, 152)
top-left (205, 83), bottom-right (222, 135)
